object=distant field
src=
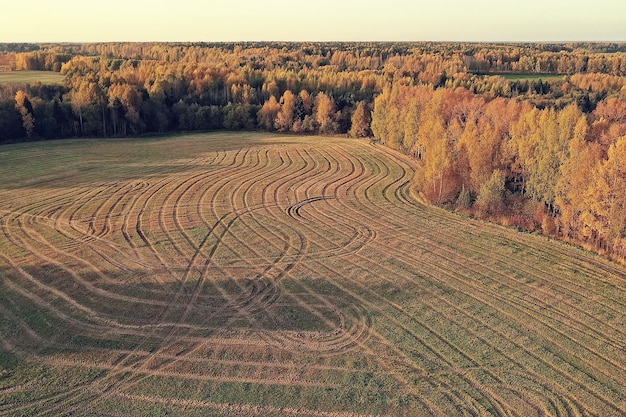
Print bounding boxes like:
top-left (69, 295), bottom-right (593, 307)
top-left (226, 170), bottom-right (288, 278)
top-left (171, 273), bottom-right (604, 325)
top-left (0, 70), bottom-right (65, 85)
top-left (0, 132), bottom-right (625, 416)
top-left (488, 72), bottom-right (565, 82)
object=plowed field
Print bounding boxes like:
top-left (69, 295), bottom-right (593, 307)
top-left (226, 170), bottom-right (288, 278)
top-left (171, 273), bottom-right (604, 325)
top-left (1, 133), bottom-right (625, 416)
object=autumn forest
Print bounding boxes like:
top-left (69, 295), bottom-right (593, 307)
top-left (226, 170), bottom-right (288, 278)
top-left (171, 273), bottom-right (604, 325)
top-left (1, 41), bottom-right (626, 261)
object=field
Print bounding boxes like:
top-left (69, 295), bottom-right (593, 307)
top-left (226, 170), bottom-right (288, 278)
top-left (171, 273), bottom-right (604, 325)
top-left (0, 132), bottom-right (625, 416)
top-left (487, 73), bottom-right (565, 82)
top-left (0, 70), bottom-right (65, 85)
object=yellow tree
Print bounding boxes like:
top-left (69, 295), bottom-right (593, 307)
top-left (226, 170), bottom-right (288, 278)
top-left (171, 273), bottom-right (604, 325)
top-left (555, 116), bottom-right (596, 238)
top-left (486, 99), bottom-right (528, 184)
top-left (404, 86), bottom-right (434, 157)
top-left (509, 107), bottom-right (541, 197)
top-left (558, 104), bottom-right (584, 152)
top-left (108, 83), bottom-right (143, 135)
top-left (371, 86), bottom-right (391, 142)
top-left (457, 114), bottom-right (481, 193)
top-left (532, 108), bottom-right (561, 207)
top-left (525, 105), bottom-right (585, 212)
top-left (15, 90), bottom-right (35, 138)
top-left (371, 84), bottom-right (407, 149)
top-left (71, 80), bottom-right (100, 135)
top-left (403, 97), bottom-right (422, 153)
top-left (349, 101), bottom-right (371, 138)
top-left (413, 90), bottom-right (455, 204)
top-left (314, 92), bottom-right (338, 135)
top-left (581, 136), bottom-right (626, 252)
top-left (274, 90), bottom-right (296, 132)
top-left (298, 90), bottom-right (313, 115)
top-left (384, 86), bottom-right (404, 150)
top-left (257, 96), bottom-right (280, 131)
top-left (292, 89), bottom-right (314, 133)
top-left (476, 169), bottom-right (506, 216)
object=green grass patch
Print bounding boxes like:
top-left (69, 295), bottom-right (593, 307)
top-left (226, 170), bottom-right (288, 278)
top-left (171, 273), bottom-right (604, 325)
top-left (0, 350), bottom-right (19, 372)
top-left (0, 70), bottom-right (65, 85)
top-left (269, 304), bottom-right (334, 331)
top-left (485, 72), bottom-right (564, 81)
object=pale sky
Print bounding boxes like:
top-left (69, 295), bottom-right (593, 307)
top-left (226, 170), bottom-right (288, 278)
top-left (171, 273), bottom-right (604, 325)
top-left (1, 0), bottom-right (625, 42)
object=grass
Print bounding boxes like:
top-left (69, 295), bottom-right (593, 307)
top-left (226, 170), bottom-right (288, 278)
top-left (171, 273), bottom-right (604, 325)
top-left (0, 70), bottom-right (66, 85)
top-left (0, 350), bottom-right (18, 372)
top-left (485, 72), bottom-right (565, 81)
top-left (0, 132), bottom-right (624, 416)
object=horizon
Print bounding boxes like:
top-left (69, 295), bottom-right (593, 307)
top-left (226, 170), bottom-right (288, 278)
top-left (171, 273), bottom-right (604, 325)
top-left (2, 0), bottom-right (625, 44)
top-left (4, 40), bottom-right (626, 45)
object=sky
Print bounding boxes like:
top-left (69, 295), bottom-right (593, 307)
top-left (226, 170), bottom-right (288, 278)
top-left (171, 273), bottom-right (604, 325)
top-left (1, 0), bottom-right (625, 43)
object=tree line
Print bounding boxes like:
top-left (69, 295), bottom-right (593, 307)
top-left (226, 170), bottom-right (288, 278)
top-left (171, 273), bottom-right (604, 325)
top-left (1, 42), bottom-right (626, 143)
top-left (372, 84), bottom-right (626, 261)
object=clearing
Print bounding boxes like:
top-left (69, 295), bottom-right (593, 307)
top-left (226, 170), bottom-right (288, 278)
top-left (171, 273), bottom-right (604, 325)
top-left (0, 70), bottom-right (65, 85)
top-left (485, 72), bottom-right (564, 82)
